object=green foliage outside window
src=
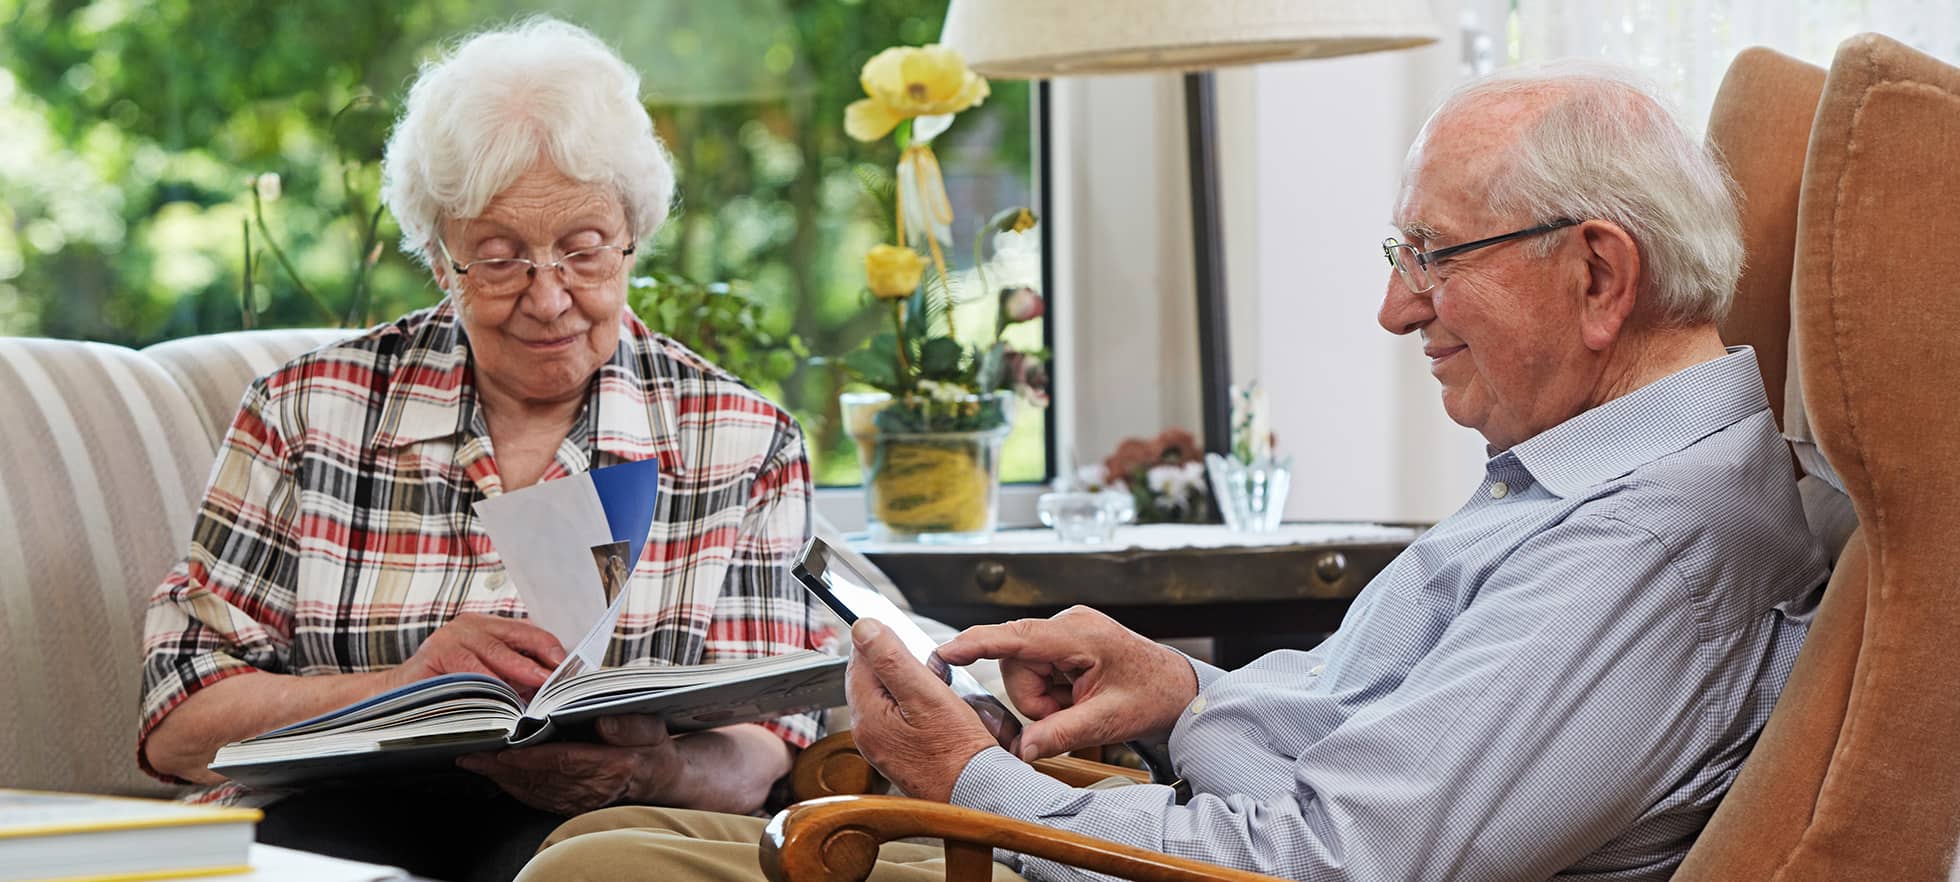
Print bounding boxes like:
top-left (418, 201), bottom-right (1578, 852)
top-left (0, 0), bottom-right (1043, 486)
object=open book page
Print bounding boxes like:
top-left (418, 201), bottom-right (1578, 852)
top-left (509, 651), bottom-right (846, 745)
top-left (527, 543), bottom-right (638, 707)
top-left (472, 458), bottom-right (661, 649)
top-left (472, 479), bottom-right (612, 649)
top-left (519, 556), bottom-right (846, 733)
top-left (212, 675), bottom-right (524, 767)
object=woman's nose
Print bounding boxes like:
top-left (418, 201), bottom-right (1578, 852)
top-left (517, 265), bottom-right (575, 319)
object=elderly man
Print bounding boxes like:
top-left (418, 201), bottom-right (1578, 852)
top-left (520, 64), bottom-right (1825, 882)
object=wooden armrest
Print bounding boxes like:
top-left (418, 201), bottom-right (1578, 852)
top-left (761, 795), bottom-right (1287, 882)
top-left (791, 731), bottom-right (1149, 802)
top-left (792, 730), bottom-right (888, 801)
top-left (1026, 753), bottom-right (1151, 788)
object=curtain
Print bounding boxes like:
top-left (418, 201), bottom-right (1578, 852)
top-left (1506, 0), bottom-right (1960, 131)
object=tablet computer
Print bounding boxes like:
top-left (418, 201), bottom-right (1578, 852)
top-left (792, 535), bottom-right (1021, 747)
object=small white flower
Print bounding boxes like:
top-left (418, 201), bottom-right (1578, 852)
top-left (916, 379), bottom-right (967, 405)
top-left (1147, 463), bottom-right (1201, 501)
top-left (988, 228), bottom-right (1042, 289)
top-left (1076, 464), bottom-right (1109, 491)
top-left (254, 172), bottom-right (282, 202)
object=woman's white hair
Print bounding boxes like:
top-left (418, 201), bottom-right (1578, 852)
top-left (1420, 61), bottom-right (1742, 326)
top-left (381, 16), bottom-right (674, 266)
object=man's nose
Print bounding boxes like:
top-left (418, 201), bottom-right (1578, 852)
top-left (1378, 273), bottom-right (1434, 336)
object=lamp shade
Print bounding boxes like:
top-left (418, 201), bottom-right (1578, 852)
top-left (941, 0), bottom-right (1441, 78)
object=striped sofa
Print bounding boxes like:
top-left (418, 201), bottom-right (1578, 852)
top-left (0, 327), bottom-right (963, 800)
top-left (0, 329), bottom-right (353, 797)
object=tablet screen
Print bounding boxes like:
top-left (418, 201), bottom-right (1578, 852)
top-left (793, 536), bottom-right (1021, 747)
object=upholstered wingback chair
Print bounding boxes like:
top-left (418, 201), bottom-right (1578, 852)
top-left (1676, 33), bottom-right (1960, 881)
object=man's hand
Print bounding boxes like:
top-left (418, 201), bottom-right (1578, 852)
top-left (392, 613), bottom-right (566, 698)
top-left (933, 605), bottom-right (1197, 762)
top-left (457, 715), bottom-right (680, 816)
top-left (847, 619), bottom-right (999, 802)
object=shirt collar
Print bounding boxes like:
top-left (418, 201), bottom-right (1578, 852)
top-left (1504, 346), bottom-right (1769, 497)
top-left (369, 301), bottom-right (684, 475)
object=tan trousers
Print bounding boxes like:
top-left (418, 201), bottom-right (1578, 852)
top-left (513, 805), bottom-right (1027, 882)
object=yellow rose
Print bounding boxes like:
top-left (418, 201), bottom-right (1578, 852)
top-left (844, 44), bottom-right (990, 142)
top-left (865, 244), bottom-right (927, 300)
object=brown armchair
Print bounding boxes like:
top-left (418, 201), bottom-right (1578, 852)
top-left (767, 34), bottom-right (1960, 882)
top-left (1675, 33), bottom-right (1960, 881)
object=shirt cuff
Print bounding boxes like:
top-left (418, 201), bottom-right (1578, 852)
top-left (1186, 654), bottom-right (1229, 692)
top-left (950, 746), bottom-right (1075, 823)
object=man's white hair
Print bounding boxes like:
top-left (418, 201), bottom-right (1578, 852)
top-left (381, 16), bottom-right (674, 266)
top-left (1417, 61), bottom-right (1742, 326)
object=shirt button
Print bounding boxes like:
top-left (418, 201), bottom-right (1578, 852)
top-left (1488, 481), bottom-right (1509, 499)
top-left (1309, 664), bottom-right (1325, 677)
top-left (1189, 695), bottom-right (1207, 716)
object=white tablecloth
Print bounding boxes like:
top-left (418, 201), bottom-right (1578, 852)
top-left (851, 522), bottom-right (1420, 555)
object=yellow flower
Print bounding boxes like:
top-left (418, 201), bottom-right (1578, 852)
top-left (865, 244), bottom-right (927, 300)
top-left (844, 44), bottom-right (990, 142)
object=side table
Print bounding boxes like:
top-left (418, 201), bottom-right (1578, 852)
top-left (854, 523), bottom-right (1420, 667)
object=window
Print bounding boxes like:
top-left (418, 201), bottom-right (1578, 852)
top-left (0, 0), bottom-right (1050, 487)
top-left (1503, 0), bottom-right (1960, 130)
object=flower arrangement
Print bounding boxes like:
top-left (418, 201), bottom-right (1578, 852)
top-left (836, 43), bottom-right (1049, 542)
top-left (1228, 382), bottom-right (1277, 465)
top-left (839, 44), bottom-right (1049, 434)
top-left (1080, 429), bottom-right (1216, 525)
top-left (1205, 382), bottom-right (1292, 532)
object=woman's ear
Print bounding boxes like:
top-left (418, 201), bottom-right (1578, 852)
top-left (428, 246), bottom-right (456, 297)
top-left (1575, 219), bottom-right (1641, 351)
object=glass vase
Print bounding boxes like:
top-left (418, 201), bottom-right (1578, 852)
top-left (842, 391), bottom-right (1015, 544)
top-left (1204, 453), bottom-right (1293, 533)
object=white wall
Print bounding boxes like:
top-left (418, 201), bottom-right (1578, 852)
top-left (1054, 2), bottom-right (1492, 525)
top-left (1224, 36), bottom-right (1489, 524)
top-left (1048, 74), bottom-right (1203, 469)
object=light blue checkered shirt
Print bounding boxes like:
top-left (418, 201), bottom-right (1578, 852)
top-left (952, 347), bottom-right (1827, 882)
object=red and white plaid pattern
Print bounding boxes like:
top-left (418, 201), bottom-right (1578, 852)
top-left (139, 300), bottom-right (818, 793)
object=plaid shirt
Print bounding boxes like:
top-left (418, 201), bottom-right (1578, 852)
top-left (138, 301), bottom-right (819, 794)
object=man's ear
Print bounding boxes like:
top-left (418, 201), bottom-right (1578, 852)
top-left (1575, 220), bottom-right (1641, 351)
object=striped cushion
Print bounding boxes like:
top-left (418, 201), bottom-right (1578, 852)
top-left (0, 339), bottom-right (215, 797)
top-left (142, 328), bottom-right (353, 448)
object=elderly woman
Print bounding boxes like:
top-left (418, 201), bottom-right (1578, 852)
top-left (136, 17), bottom-right (817, 882)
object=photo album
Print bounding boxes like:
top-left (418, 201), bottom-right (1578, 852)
top-left (209, 459), bottom-right (847, 789)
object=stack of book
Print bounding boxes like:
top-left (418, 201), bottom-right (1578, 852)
top-left (0, 789), bottom-right (258, 882)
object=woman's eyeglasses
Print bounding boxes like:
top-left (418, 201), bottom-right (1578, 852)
top-left (437, 236), bottom-right (636, 298)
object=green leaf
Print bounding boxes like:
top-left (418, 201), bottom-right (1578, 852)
top-left (842, 348), bottom-right (900, 391)
top-left (763, 349), bottom-right (797, 382)
top-left (918, 337), bottom-right (963, 379)
top-left (975, 341), bottom-right (1007, 391)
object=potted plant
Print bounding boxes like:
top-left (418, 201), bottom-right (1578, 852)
top-left (838, 45), bottom-right (1048, 543)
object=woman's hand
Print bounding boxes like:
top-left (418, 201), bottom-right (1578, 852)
top-left (391, 613), bottom-right (567, 698)
top-left (458, 718), bottom-right (795, 816)
top-left (932, 605), bottom-right (1198, 761)
top-left (457, 715), bottom-right (679, 816)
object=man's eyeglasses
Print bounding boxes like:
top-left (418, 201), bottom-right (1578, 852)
top-left (1381, 219), bottom-right (1578, 295)
top-left (437, 234), bottom-right (637, 299)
